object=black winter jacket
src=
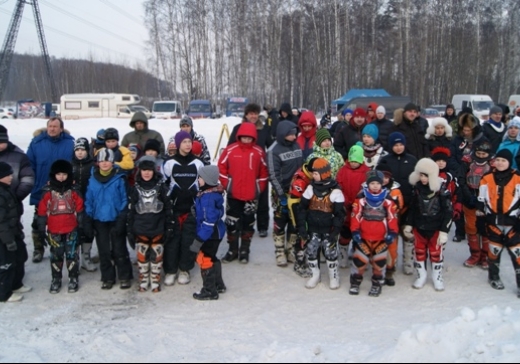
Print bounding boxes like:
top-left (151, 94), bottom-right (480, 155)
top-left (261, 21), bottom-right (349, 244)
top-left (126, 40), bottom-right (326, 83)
top-left (392, 110), bottom-right (430, 159)
top-left (372, 117), bottom-right (394, 152)
top-left (333, 120), bottom-right (367, 159)
top-left (228, 119), bottom-right (273, 150)
top-left (0, 142), bottom-right (35, 209)
top-left (72, 156), bottom-right (94, 197)
top-left (0, 182), bottom-right (22, 249)
top-left (406, 183), bottom-right (453, 236)
top-left (482, 122), bottom-right (506, 154)
top-left (378, 152), bottom-right (418, 206)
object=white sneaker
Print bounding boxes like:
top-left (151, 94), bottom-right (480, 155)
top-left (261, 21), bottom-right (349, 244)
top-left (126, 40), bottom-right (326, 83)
top-left (7, 293), bottom-right (23, 302)
top-left (177, 271), bottom-right (190, 285)
top-left (164, 273), bottom-right (176, 286)
top-left (13, 285), bottom-right (32, 294)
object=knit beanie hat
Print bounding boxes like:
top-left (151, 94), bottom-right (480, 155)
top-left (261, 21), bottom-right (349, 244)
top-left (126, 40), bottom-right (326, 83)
top-left (495, 149), bottom-right (513, 167)
top-left (96, 148), bottom-right (115, 163)
top-left (353, 107), bottom-right (367, 118)
top-left (489, 106), bottom-right (503, 116)
top-left (179, 116), bottom-right (193, 128)
top-left (404, 103), bottom-right (419, 112)
top-left (198, 165), bottom-right (220, 186)
top-left (342, 108), bottom-right (353, 117)
top-left (174, 131), bottom-right (192, 149)
top-left (0, 162), bottom-right (13, 179)
top-left (311, 158), bottom-right (332, 181)
top-left (362, 124), bottom-right (379, 141)
top-left (244, 103), bottom-right (261, 115)
top-left (104, 128), bottom-right (119, 141)
top-left (474, 140), bottom-right (492, 154)
top-left (508, 116), bottom-right (520, 129)
top-left (348, 145), bottom-right (364, 164)
top-left (144, 139), bottom-right (161, 154)
top-left (315, 128), bottom-right (332, 147)
top-left (0, 125), bottom-right (8, 143)
top-left (95, 129), bottom-right (105, 145)
top-left (366, 170), bottom-right (384, 185)
top-left (167, 136), bottom-right (177, 151)
top-left (74, 137), bottom-right (90, 152)
top-left (138, 156), bottom-right (157, 171)
top-left (128, 143), bottom-right (140, 155)
top-left (431, 147), bottom-right (451, 162)
top-left (388, 132), bottom-right (406, 148)
top-left (376, 106), bottom-right (386, 115)
top-left (192, 140), bottom-right (202, 156)
top-left (50, 159), bottom-right (73, 177)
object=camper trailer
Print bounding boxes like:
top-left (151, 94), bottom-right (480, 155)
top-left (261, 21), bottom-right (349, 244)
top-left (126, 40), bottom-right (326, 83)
top-left (60, 93), bottom-right (141, 119)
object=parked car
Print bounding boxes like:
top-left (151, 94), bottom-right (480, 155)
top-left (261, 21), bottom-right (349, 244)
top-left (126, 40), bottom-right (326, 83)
top-left (129, 105), bottom-right (152, 119)
top-left (421, 108), bottom-right (441, 119)
top-left (428, 104), bottom-right (446, 116)
top-left (0, 108), bottom-right (15, 119)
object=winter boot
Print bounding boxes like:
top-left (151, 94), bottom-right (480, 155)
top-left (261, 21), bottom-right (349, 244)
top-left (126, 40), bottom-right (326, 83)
top-left (479, 238), bottom-right (489, 270)
top-left (50, 278), bottom-right (62, 294)
top-left (164, 273), bottom-right (176, 286)
top-left (349, 274), bottom-right (363, 295)
top-left (239, 231), bottom-right (253, 264)
top-left (432, 262), bottom-right (444, 291)
top-left (32, 231), bottom-right (44, 263)
top-left (214, 260), bottom-right (226, 294)
top-left (305, 260), bottom-right (320, 289)
top-left (274, 233), bottom-right (287, 267)
top-left (464, 234), bottom-right (481, 267)
top-left (403, 240), bottom-right (414, 275)
top-left (368, 276), bottom-right (383, 297)
top-left (338, 243), bottom-right (350, 269)
top-left (488, 258), bottom-right (504, 290)
top-left (286, 234), bottom-right (298, 263)
top-left (412, 261), bottom-right (427, 289)
top-left (138, 262), bottom-right (150, 292)
top-left (384, 267), bottom-right (396, 287)
top-left (101, 281), bottom-right (114, 290)
top-left (68, 277), bottom-right (79, 293)
top-left (193, 268), bottom-right (219, 300)
top-left (222, 234), bottom-right (239, 263)
top-left (327, 260), bottom-right (340, 290)
top-left (293, 249), bottom-right (311, 278)
top-left (81, 243), bottom-right (97, 272)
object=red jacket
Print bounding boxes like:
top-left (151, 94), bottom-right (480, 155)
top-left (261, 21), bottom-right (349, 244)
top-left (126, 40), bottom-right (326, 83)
top-left (337, 163), bottom-right (371, 209)
top-left (218, 123), bottom-right (268, 201)
top-left (38, 188), bottom-right (84, 234)
top-left (351, 191), bottom-right (398, 241)
top-left (296, 111), bottom-right (317, 154)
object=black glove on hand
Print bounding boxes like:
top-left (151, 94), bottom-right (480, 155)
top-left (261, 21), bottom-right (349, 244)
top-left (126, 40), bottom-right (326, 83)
top-left (244, 200), bottom-right (258, 216)
top-left (189, 238), bottom-right (204, 253)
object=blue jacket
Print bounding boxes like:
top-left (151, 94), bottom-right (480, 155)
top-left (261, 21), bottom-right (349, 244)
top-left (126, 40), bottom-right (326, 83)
top-left (27, 129), bottom-right (74, 205)
top-left (497, 136), bottom-right (520, 170)
top-left (85, 170), bottom-right (128, 222)
top-left (195, 187), bottom-right (226, 242)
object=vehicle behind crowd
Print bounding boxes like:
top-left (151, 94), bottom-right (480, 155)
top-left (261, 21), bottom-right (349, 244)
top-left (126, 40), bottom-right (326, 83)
top-left (151, 100), bottom-right (182, 119)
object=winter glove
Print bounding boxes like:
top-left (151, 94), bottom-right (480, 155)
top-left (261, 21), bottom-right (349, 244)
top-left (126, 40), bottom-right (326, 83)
top-left (385, 233), bottom-right (397, 245)
top-left (402, 225), bottom-right (415, 241)
top-left (352, 232), bottom-right (362, 244)
top-left (83, 215), bottom-right (94, 241)
top-left (244, 200), bottom-right (258, 216)
top-left (47, 234), bottom-right (60, 249)
top-left (437, 232), bottom-right (448, 247)
top-left (189, 238), bottom-right (204, 253)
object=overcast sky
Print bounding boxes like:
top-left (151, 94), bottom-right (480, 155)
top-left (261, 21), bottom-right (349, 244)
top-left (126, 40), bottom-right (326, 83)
top-left (0, 0), bottom-right (149, 66)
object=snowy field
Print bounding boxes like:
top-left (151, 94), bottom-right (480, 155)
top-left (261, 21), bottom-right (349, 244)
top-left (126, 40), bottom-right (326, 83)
top-left (0, 117), bottom-right (520, 363)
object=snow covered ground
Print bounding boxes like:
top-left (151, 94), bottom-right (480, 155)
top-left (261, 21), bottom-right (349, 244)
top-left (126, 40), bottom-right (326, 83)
top-left (1, 117), bottom-right (520, 363)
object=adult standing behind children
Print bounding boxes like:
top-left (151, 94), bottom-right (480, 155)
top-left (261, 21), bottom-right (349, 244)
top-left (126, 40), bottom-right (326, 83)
top-left (121, 111), bottom-right (165, 154)
top-left (27, 117), bottom-right (74, 263)
top-left (392, 104), bottom-right (430, 159)
top-left (0, 125), bottom-right (34, 294)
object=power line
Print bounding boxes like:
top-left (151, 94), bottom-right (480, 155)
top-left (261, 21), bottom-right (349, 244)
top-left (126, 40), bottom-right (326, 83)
top-left (39, 0), bottom-right (144, 48)
top-left (98, 0), bottom-right (143, 24)
top-left (0, 8), bottom-right (144, 63)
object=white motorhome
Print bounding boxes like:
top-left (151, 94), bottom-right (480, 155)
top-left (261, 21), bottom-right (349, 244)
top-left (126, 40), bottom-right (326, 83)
top-left (60, 93), bottom-right (140, 119)
top-left (151, 100), bottom-right (182, 119)
top-left (508, 95), bottom-right (520, 114)
top-left (451, 94), bottom-right (494, 122)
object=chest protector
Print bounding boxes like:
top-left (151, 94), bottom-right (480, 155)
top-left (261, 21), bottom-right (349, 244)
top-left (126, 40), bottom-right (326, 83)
top-left (48, 190), bottom-right (75, 216)
top-left (135, 184), bottom-right (164, 214)
top-left (309, 194), bottom-right (333, 213)
top-left (417, 191), bottom-right (441, 217)
top-left (362, 201), bottom-right (387, 222)
top-left (467, 161), bottom-right (491, 190)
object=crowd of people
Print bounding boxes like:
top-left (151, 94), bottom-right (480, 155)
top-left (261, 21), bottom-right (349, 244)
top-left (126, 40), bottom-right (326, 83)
top-left (1, 102), bottom-right (520, 303)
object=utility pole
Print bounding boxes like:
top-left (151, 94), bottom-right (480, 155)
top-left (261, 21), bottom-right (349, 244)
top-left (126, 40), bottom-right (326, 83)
top-left (0, 0), bottom-right (58, 102)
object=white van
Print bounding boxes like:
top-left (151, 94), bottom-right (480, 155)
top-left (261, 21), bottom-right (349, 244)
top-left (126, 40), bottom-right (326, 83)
top-left (60, 93), bottom-right (140, 119)
top-left (508, 95), bottom-right (520, 114)
top-left (451, 94), bottom-right (494, 122)
top-left (151, 100), bottom-right (182, 119)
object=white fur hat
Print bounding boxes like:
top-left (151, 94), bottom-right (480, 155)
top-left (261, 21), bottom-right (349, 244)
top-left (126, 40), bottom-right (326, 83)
top-left (425, 117), bottom-right (453, 139)
top-left (409, 158), bottom-right (441, 192)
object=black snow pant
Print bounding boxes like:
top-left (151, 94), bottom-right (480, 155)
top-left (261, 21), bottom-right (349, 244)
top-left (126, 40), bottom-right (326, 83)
top-left (94, 221), bottom-right (133, 283)
top-left (0, 243), bottom-right (16, 302)
top-left (163, 213), bottom-right (197, 274)
top-left (12, 235), bottom-right (28, 291)
top-left (256, 186), bottom-right (270, 232)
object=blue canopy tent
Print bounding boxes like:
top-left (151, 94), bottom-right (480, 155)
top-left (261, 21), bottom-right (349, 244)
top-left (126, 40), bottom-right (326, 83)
top-left (332, 89), bottom-right (390, 110)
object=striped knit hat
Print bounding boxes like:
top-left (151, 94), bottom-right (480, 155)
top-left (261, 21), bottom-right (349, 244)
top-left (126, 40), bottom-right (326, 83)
top-left (311, 158), bottom-right (331, 181)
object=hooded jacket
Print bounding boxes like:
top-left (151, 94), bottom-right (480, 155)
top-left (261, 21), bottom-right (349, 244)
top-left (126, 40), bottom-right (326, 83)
top-left (267, 120), bottom-right (303, 197)
top-left (306, 143), bottom-right (344, 179)
top-left (228, 117), bottom-right (273, 151)
top-left (450, 113), bottom-right (488, 174)
top-left (337, 162), bottom-right (371, 212)
top-left (121, 112), bottom-right (165, 154)
top-left (195, 185), bottom-right (226, 242)
top-left (218, 123), bottom-right (268, 201)
top-left (392, 109), bottom-right (430, 159)
top-left (296, 111), bottom-right (317, 159)
top-left (333, 118), bottom-right (368, 160)
top-left (0, 142), bottom-right (34, 209)
top-left (27, 128), bottom-right (74, 205)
